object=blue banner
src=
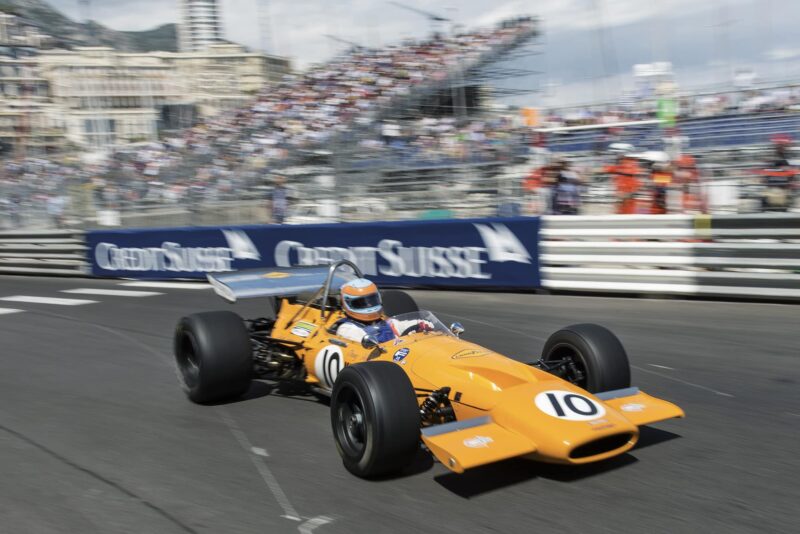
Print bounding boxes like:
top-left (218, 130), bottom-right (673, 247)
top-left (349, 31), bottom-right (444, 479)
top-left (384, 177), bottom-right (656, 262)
top-left (86, 217), bottom-right (540, 289)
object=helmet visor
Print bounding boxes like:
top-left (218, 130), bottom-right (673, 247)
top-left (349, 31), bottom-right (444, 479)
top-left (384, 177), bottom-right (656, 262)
top-left (344, 292), bottom-right (382, 312)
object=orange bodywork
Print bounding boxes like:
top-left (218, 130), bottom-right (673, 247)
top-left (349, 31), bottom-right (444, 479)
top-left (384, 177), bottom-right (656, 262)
top-left (272, 299), bottom-right (684, 473)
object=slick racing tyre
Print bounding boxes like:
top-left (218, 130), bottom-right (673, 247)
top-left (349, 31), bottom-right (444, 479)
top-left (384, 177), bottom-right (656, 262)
top-left (331, 362), bottom-right (420, 478)
top-left (174, 311), bottom-right (253, 404)
top-left (381, 290), bottom-right (418, 316)
top-left (541, 323), bottom-right (631, 393)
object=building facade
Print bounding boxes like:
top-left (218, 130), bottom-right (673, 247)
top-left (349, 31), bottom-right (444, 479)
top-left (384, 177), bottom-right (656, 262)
top-left (178, 0), bottom-right (223, 52)
top-left (0, 12), bottom-right (65, 157)
top-left (37, 47), bottom-right (187, 148)
top-left (168, 43), bottom-right (291, 116)
top-left (36, 45), bottom-right (291, 148)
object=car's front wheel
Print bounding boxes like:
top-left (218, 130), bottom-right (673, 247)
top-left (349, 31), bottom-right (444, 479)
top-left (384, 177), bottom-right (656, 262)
top-left (540, 323), bottom-right (631, 393)
top-left (174, 311), bottom-right (253, 404)
top-left (330, 362), bottom-right (420, 478)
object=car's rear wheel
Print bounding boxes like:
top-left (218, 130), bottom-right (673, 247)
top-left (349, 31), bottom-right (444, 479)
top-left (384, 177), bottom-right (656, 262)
top-left (381, 290), bottom-right (418, 316)
top-left (331, 362), bottom-right (420, 478)
top-left (174, 311), bottom-right (253, 404)
top-left (541, 323), bottom-right (630, 393)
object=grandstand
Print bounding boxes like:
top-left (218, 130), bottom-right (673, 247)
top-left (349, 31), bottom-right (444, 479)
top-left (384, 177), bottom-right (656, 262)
top-left (543, 112), bottom-right (800, 154)
top-left (4, 12), bottom-right (800, 228)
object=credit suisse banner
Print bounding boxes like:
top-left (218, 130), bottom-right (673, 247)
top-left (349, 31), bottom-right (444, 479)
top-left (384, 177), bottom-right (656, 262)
top-left (86, 217), bottom-right (541, 289)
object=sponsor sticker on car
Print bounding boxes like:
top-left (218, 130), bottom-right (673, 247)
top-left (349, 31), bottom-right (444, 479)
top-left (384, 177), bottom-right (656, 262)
top-left (262, 271), bottom-right (291, 279)
top-left (393, 347), bottom-right (410, 362)
top-left (290, 321), bottom-right (316, 338)
top-left (621, 402), bottom-right (646, 412)
top-left (451, 348), bottom-right (490, 359)
top-left (463, 436), bottom-right (493, 448)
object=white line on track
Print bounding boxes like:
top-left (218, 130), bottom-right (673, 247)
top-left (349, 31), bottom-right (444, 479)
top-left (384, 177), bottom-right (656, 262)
top-left (0, 308), bottom-right (23, 315)
top-left (633, 365), bottom-right (734, 398)
top-left (648, 364), bottom-right (675, 370)
top-left (216, 407), bottom-right (302, 522)
top-left (62, 288), bottom-right (162, 297)
top-left (299, 516), bottom-right (333, 534)
top-left (119, 281), bottom-right (210, 290)
top-left (0, 296), bottom-right (97, 306)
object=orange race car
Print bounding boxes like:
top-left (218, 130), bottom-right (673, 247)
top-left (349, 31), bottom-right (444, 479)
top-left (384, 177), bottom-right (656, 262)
top-left (173, 260), bottom-right (683, 478)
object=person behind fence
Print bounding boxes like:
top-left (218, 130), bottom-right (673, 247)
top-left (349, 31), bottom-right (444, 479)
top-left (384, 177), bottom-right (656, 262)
top-left (268, 175), bottom-right (289, 224)
top-left (333, 278), bottom-right (434, 344)
top-left (650, 163), bottom-right (673, 214)
top-left (551, 161), bottom-right (581, 215)
top-left (607, 155), bottom-right (643, 215)
top-left (46, 193), bottom-right (67, 228)
top-left (759, 135), bottom-right (796, 212)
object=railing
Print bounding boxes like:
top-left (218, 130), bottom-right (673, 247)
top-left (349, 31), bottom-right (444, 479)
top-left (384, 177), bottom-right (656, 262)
top-left (1, 214), bottom-right (799, 301)
top-left (539, 214), bottom-right (800, 300)
top-left (0, 229), bottom-right (88, 276)
top-left (543, 112), bottom-right (800, 153)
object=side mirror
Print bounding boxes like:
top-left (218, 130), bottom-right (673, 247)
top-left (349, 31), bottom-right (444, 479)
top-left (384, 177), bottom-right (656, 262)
top-left (361, 334), bottom-right (381, 350)
top-left (450, 322), bottom-right (465, 337)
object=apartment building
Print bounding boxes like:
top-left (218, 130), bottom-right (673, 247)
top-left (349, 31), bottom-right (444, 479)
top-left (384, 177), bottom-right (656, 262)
top-left (35, 44), bottom-right (291, 148)
top-left (178, 0), bottom-right (224, 52)
top-left (0, 12), bottom-right (65, 156)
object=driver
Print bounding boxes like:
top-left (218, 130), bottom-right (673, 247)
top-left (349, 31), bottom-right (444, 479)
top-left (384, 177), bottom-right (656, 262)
top-left (334, 278), bottom-right (433, 344)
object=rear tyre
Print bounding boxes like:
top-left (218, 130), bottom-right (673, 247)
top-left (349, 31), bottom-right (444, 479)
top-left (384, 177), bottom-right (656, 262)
top-left (541, 323), bottom-right (630, 393)
top-left (331, 362), bottom-right (420, 478)
top-left (381, 290), bottom-right (418, 316)
top-left (174, 311), bottom-right (253, 404)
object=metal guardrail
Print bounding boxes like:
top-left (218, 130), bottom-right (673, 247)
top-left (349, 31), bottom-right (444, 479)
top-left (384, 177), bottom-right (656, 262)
top-left (539, 214), bottom-right (800, 300)
top-left (1, 215), bottom-right (799, 301)
top-left (0, 229), bottom-right (89, 276)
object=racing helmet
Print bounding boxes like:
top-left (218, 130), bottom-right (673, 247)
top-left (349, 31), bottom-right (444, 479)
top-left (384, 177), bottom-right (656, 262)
top-left (340, 278), bottom-right (382, 322)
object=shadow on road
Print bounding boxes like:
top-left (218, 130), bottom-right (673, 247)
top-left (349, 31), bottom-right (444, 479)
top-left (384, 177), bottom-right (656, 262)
top-left (433, 454), bottom-right (639, 498)
top-left (207, 381), bottom-right (274, 406)
top-left (633, 426), bottom-right (682, 451)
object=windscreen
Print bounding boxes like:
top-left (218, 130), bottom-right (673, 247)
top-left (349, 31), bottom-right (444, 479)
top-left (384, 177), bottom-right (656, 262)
top-left (389, 310), bottom-right (453, 337)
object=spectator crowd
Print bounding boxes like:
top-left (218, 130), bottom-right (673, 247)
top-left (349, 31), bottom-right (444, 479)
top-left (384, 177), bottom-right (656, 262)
top-left (0, 17), bottom-right (537, 228)
top-left (541, 85), bottom-right (800, 129)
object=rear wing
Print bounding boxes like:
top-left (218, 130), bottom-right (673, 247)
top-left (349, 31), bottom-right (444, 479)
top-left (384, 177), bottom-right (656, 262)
top-left (207, 264), bottom-right (360, 303)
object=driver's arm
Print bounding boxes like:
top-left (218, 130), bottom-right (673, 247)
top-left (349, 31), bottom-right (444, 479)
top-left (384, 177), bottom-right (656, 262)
top-left (389, 318), bottom-right (434, 337)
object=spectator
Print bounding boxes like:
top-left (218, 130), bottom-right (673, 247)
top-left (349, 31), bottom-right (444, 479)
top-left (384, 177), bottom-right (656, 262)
top-left (269, 175), bottom-right (289, 224)
top-left (46, 193), bottom-right (66, 228)
top-left (607, 156), bottom-right (643, 215)
top-left (759, 136), bottom-right (796, 212)
top-left (551, 162), bottom-right (581, 215)
top-left (650, 163), bottom-right (673, 214)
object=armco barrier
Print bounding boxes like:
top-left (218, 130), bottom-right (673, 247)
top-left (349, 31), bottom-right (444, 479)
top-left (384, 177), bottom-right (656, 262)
top-left (540, 214), bottom-right (800, 300)
top-left (2, 215), bottom-right (799, 301)
top-left (0, 229), bottom-right (88, 276)
top-left (85, 217), bottom-right (542, 289)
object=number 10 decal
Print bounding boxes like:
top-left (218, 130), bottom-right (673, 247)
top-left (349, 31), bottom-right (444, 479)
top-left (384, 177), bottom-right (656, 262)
top-left (534, 390), bottom-right (606, 421)
top-left (314, 345), bottom-right (343, 389)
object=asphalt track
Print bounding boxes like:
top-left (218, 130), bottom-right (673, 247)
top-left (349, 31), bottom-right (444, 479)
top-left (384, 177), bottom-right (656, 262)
top-left (0, 275), bottom-right (798, 534)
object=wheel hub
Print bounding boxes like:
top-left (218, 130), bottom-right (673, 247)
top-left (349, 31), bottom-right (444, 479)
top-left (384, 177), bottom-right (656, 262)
top-left (347, 412), bottom-right (364, 440)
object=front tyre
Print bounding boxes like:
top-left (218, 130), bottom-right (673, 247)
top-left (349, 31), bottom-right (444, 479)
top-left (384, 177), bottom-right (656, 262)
top-left (330, 362), bottom-right (420, 478)
top-left (174, 311), bottom-right (253, 404)
top-left (541, 323), bottom-right (630, 393)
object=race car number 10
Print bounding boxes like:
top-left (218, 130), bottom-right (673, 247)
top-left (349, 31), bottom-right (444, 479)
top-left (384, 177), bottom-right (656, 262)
top-left (534, 390), bottom-right (606, 421)
top-left (315, 345), bottom-right (344, 389)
